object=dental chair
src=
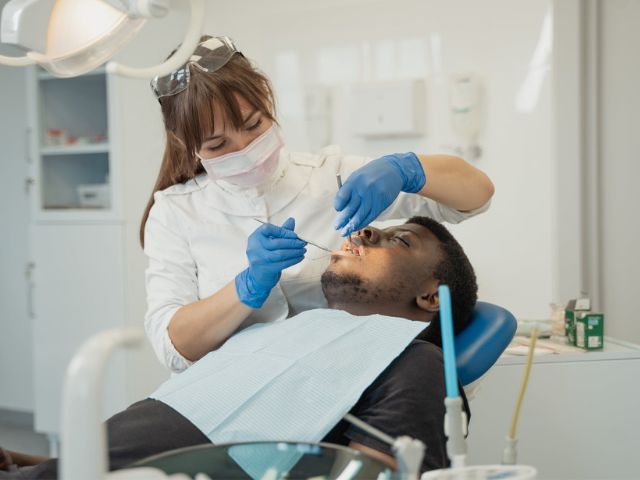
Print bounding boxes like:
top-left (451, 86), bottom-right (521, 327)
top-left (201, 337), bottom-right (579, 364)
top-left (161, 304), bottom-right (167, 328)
top-left (59, 301), bottom-right (517, 479)
top-left (456, 301), bottom-right (517, 397)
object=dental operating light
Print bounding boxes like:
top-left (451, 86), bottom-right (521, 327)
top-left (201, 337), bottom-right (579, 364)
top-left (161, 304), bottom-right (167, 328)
top-left (0, 0), bottom-right (205, 78)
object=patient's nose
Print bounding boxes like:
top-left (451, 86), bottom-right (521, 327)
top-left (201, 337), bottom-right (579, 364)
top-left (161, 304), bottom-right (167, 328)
top-left (361, 227), bottom-right (381, 245)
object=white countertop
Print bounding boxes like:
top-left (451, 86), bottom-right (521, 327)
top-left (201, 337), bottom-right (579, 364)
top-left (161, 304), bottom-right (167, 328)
top-left (496, 336), bottom-right (640, 365)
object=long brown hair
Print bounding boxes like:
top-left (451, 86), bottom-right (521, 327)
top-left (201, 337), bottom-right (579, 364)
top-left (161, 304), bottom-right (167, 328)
top-left (139, 51), bottom-right (277, 247)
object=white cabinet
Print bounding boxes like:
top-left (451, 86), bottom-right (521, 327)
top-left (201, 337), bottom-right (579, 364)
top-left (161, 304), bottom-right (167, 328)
top-left (466, 339), bottom-right (640, 480)
top-left (25, 66), bottom-right (121, 223)
top-left (30, 225), bottom-right (128, 433)
top-left (21, 65), bottom-right (164, 438)
top-left (1, 17), bottom-right (179, 436)
top-left (0, 62), bottom-right (33, 413)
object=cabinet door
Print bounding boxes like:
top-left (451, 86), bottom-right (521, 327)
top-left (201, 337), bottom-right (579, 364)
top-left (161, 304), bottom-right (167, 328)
top-left (31, 224), bottom-right (128, 434)
top-left (0, 64), bottom-right (33, 412)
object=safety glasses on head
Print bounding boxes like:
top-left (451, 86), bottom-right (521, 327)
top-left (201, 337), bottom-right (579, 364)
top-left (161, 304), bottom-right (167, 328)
top-left (150, 36), bottom-right (240, 101)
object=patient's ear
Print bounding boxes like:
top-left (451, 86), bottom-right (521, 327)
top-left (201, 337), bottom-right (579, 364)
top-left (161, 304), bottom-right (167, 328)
top-left (416, 281), bottom-right (440, 313)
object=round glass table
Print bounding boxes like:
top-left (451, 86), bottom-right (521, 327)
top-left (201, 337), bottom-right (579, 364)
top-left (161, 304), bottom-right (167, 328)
top-left (134, 442), bottom-right (392, 480)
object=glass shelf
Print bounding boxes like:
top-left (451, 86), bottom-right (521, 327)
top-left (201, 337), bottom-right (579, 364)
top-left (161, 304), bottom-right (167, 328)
top-left (41, 143), bottom-right (110, 156)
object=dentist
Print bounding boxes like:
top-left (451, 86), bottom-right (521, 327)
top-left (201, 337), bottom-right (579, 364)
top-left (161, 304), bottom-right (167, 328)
top-left (142, 36), bottom-right (494, 373)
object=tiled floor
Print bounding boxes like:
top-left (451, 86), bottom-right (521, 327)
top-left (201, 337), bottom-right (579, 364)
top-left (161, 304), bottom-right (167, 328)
top-left (0, 424), bottom-right (49, 457)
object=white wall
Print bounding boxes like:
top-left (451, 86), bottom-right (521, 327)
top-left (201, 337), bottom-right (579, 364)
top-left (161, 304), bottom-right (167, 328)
top-left (112, 8), bottom-right (192, 401)
top-left (599, 0), bottom-right (640, 343)
top-left (186, 0), bottom-right (555, 319)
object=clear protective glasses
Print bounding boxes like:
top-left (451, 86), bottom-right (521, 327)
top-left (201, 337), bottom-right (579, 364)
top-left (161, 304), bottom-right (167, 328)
top-left (150, 36), bottom-right (240, 101)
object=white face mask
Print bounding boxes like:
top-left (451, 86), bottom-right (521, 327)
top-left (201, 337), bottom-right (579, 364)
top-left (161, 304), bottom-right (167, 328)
top-left (196, 125), bottom-right (284, 188)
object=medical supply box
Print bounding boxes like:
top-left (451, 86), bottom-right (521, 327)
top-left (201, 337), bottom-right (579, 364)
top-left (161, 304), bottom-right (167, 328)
top-left (565, 298), bottom-right (604, 349)
top-left (77, 184), bottom-right (110, 208)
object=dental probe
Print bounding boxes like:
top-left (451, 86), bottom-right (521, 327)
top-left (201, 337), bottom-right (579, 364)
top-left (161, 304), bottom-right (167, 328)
top-left (253, 218), bottom-right (333, 252)
top-left (335, 174), bottom-right (354, 251)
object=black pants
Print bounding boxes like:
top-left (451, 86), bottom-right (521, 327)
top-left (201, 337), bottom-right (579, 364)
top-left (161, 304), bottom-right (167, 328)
top-left (0, 399), bottom-right (210, 480)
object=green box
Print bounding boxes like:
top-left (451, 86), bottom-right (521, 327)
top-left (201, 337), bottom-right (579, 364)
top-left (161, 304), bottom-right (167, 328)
top-left (565, 309), bottom-right (578, 346)
top-left (575, 312), bottom-right (604, 349)
top-left (565, 298), bottom-right (590, 346)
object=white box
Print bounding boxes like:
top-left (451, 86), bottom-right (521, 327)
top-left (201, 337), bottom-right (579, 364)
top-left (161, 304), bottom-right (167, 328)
top-left (349, 80), bottom-right (425, 137)
top-left (77, 184), bottom-right (110, 208)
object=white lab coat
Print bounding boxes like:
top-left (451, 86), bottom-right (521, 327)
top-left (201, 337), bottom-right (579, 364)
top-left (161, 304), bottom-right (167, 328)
top-left (144, 146), bottom-right (490, 373)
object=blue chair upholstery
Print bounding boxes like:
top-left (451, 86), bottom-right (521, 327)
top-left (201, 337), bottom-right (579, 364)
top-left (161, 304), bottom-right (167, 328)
top-left (455, 301), bottom-right (517, 386)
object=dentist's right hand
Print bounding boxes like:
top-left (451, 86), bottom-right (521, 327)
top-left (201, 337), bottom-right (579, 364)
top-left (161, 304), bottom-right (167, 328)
top-left (235, 218), bottom-right (307, 308)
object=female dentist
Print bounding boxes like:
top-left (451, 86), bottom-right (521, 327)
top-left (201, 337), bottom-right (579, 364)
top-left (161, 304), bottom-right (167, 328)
top-left (142, 36), bottom-right (494, 373)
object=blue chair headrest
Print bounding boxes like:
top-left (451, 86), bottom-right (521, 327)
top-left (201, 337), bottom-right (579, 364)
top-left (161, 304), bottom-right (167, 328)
top-left (455, 301), bottom-right (517, 386)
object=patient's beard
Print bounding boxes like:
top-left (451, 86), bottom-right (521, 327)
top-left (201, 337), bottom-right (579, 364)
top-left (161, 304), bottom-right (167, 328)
top-left (321, 271), bottom-right (365, 308)
top-left (320, 270), bottom-right (406, 311)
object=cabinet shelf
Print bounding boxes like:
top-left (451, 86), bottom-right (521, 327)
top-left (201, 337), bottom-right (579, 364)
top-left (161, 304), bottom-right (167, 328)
top-left (41, 143), bottom-right (110, 156)
top-left (43, 205), bottom-right (105, 210)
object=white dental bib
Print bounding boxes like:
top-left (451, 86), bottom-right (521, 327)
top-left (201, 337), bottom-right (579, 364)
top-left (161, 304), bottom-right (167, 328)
top-left (150, 309), bottom-right (427, 446)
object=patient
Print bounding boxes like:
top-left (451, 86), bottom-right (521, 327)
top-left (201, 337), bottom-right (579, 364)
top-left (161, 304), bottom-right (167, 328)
top-left (1, 216), bottom-right (477, 478)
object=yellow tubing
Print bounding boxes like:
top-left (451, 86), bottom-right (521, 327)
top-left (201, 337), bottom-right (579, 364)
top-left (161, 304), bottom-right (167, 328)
top-left (509, 326), bottom-right (539, 439)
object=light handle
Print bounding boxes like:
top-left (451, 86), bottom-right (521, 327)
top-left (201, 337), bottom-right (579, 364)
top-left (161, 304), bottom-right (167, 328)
top-left (0, 54), bottom-right (35, 65)
top-left (106, 0), bottom-right (205, 78)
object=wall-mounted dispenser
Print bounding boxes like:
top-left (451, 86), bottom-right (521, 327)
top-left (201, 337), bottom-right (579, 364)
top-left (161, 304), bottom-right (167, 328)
top-left (448, 73), bottom-right (483, 160)
top-left (349, 80), bottom-right (425, 138)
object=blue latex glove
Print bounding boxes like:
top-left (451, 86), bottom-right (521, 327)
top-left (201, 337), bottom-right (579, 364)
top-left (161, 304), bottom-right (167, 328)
top-left (236, 218), bottom-right (307, 309)
top-left (333, 152), bottom-right (426, 236)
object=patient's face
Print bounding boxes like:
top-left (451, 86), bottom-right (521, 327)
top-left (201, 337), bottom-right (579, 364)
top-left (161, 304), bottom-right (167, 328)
top-left (321, 223), bottom-right (443, 311)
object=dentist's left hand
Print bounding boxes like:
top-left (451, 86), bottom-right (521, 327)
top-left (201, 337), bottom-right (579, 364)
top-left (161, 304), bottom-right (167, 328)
top-left (333, 152), bottom-right (426, 236)
top-left (235, 218), bottom-right (307, 308)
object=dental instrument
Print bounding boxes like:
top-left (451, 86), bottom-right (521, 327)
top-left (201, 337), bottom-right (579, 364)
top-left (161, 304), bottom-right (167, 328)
top-left (253, 218), bottom-right (332, 252)
top-left (438, 285), bottom-right (468, 469)
top-left (343, 413), bottom-right (425, 480)
top-left (421, 286), bottom-right (537, 479)
top-left (336, 174), bottom-right (354, 251)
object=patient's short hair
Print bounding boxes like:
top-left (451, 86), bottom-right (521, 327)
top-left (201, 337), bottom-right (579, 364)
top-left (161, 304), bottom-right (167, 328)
top-left (406, 216), bottom-right (478, 347)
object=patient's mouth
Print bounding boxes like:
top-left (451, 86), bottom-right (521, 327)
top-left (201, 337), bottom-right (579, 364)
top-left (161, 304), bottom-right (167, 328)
top-left (333, 238), bottom-right (363, 257)
top-left (331, 248), bottom-right (361, 259)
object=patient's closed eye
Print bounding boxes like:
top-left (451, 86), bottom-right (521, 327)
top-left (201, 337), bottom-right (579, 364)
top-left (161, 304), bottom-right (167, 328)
top-left (393, 236), bottom-right (410, 247)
